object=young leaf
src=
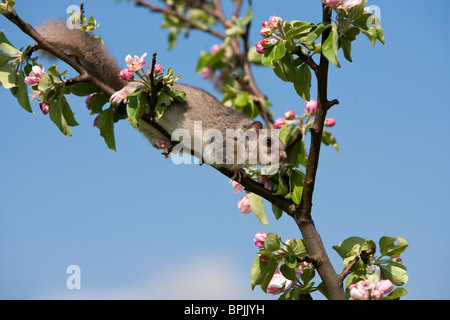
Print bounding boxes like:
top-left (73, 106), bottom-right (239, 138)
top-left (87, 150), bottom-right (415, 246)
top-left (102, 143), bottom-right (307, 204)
top-left (332, 237), bottom-right (366, 259)
top-left (289, 168), bottom-right (304, 205)
top-left (322, 23), bottom-right (340, 67)
top-left (0, 31), bottom-right (21, 55)
top-left (272, 52), bottom-right (296, 83)
top-left (0, 63), bottom-right (16, 89)
top-left (379, 236), bottom-right (408, 257)
top-left (59, 95), bottom-right (79, 127)
top-left (284, 22), bottom-right (314, 41)
top-left (294, 63), bottom-right (312, 101)
top-left (49, 95), bottom-right (73, 136)
top-left (247, 193), bottom-right (269, 225)
top-left (97, 107), bottom-right (116, 151)
top-left (261, 41), bottom-right (286, 67)
top-left (379, 261), bottom-right (408, 286)
top-left (271, 204), bottom-right (283, 220)
top-left (264, 232), bottom-right (280, 252)
top-left (70, 82), bottom-right (100, 96)
top-left (87, 93), bottom-right (109, 114)
top-left (321, 130), bottom-right (340, 152)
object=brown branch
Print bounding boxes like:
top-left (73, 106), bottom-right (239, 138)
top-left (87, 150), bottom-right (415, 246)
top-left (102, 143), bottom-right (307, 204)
top-left (134, 0), bottom-right (226, 39)
top-left (292, 46), bottom-right (319, 74)
top-left (288, 4), bottom-right (346, 300)
top-left (338, 248), bottom-right (376, 284)
top-left (2, 5), bottom-right (116, 97)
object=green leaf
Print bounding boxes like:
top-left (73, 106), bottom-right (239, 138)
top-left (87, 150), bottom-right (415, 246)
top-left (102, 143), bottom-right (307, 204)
top-left (59, 95), bottom-right (79, 127)
top-left (0, 31), bottom-right (21, 55)
top-left (87, 93), bottom-right (109, 114)
top-left (294, 63), bottom-right (311, 101)
top-left (291, 238), bottom-right (307, 256)
top-left (284, 22), bottom-right (314, 41)
top-left (300, 267), bottom-right (315, 284)
top-left (379, 236), bottom-right (408, 257)
top-left (195, 49), bottom-right (225, 72)
top-left (247, 193), bottom-right (268, 225)
top-left (379, 261), bottom-right (408, 286)
top-left (70, 82), bottom-right (100, 96)
top-left (305, 23), bottom-right (331, 45)
top-left (321, 130), bottom-right (340, 152)
top-left (289, 168), bottom-right (304, 205)
top-left (10, 70), bottom-right (32, 113)
top-left (155, 89), bottom-right (172, 119)
top-left (169, 88), bottom-right (186, 102)
top-left (234, 91), bottom-right (249, 107)
top-left (322, 23), bottom-right (340, 67)
top-left (340, 38), bottom-right (353, 63)
top-left (271, 204), bottom-right (283, 220)
top-left (0, 63), bottom-right (16, 89)
top-left (261, 41), bottom-right (286, 67)
top-left (290, 140), bottom-right (307, 167)
top-left (49, 95), bottom-right (73, 136)
top-left (97, 107), bottom-right (116, 151)
top-left (333, 237), bottom-right (366, 259)
top-left (260, 258), bottom-right (280, 293)
top-left (280, 264), bottom-right (296, 281)
top-left (250, 256), bottom-right (265, 290)
top-left (384, 288), bottom-right (408, 300)
top-left (272, 52), bottom-right (296, 83)
top-left (264, 232), bottom-right (280, 252)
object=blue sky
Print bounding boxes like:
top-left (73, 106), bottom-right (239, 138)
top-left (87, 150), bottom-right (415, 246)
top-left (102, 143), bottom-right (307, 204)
top-left (0, 0), bottom-right (449, 300)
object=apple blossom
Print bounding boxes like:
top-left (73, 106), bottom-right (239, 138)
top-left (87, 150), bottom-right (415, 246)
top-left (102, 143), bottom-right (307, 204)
top-left (349, 281), bottom-right (370, 300)
top-left (125, 52), bottom-right (147, 72)
top-left (200, 66), bottom-right (215, 80)
top-left (274, 117), bottom-right (286, 129)
top-left (376, 279), bottom-right (394, 295)
top-left (24, 66), bottom-right (45, 86)
top-left (258, 175), bottom-right (271, 190)
top-left (238, 195), bottom-right (251, 214)
top-left (321, 0), bottom-right (343, 8)
top-left (304, 99), bottom-right (317, 114)
top-left (210, 44), bottom-right (223, 55)
top-left (255, 39), bottom-right (270, 54)
top-left (324, 118), bottom-right (336, 127)
top-left (253, 232), bottom-right (267, 248)
top-left (260, 25), bottom-right (272, 38)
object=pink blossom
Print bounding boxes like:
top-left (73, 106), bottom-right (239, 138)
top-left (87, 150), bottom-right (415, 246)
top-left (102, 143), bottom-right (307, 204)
top-left (284, 109), bottom-right (295, 120)
top-left (39, 101), bottom-right (50, 115)
top-left (371, 289), bottom-right (384, 300)
top-left (255, 39), bottom-right (273, 54)
top-left (324, 118), bottom-right (336, 127)
top-left (200, 66), bottom-right (215, 80)
top-left (210, 44), bottom-right (223, 55)
top-left (349, 281), bottom-right (370, 300)
top-left (376, 279), bottom-right (394, 295)
top-left (261, 21), bottom-right (271, 28)
top-left (154, 64), bottom-right (164, 76)
top-left (304, 99), bottom-right (317, 114)
top-left (254, 232), bottom-right (267, 248)
top-left (125, 52), bottom-right (147, 72)
top-left (229, 179), bottom-right (243, 193)
top-left (274, 117), bottom-right (286, 129)
top-left (267, 272), bottom-right (292, 295)
top-left (321, 0), bottom-right (343, 8)
top-left (119, 69), bottom-right (134, 81)
top-left (269, 16), bottom-right (283, 29)
top-left (258, 175), bottom-right (271, 190)
top-left (238, 195), bottom-right (252, 214)
top-left (24, 66), bottom-right (45, 86)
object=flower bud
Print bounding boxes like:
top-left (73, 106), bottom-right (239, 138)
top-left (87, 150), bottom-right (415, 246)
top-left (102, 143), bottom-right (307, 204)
top-left (269, 16), bottom-right (283, 29)
top-left (274, 117), bottom-right (286, 129)
top-left (119, 69), bottom-right (134, 81)
top-left (39, 101), bottom-right (50, 115)
top-left (349, 281), bottom-right (369, 300)
top-left (254, 232), bottom-right (267, 248)
top-left (371, 289), bottom-right (384, 300)
top-left (154, 64), bottom-right (164, 76)
top-left (238, 195), bottom-right (251, 214)
top-left (210, 44), bottom-right (223, 55)
top-left (376, 279), bottom-right (394, 295)
top-left (304, 99), bottom-right (317, 114)
top-left (284, 109), bottom-right (295, 120)
top-left (324, 118), bottom-right (336, 127)
top-left (260, 26), bottom-right (272, 38)
top-left (321, 0), bottom-right (343, 8)
top-left (200, 66), bottom-right (215, 80)
top-left (229, 179), bottom-right (243, 193)
top-left (267, 273), bottom-right (292, 295)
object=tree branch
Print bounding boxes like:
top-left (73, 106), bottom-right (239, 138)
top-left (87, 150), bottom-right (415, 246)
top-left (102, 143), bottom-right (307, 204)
top-left (338, 248), bottom-right (376, 284)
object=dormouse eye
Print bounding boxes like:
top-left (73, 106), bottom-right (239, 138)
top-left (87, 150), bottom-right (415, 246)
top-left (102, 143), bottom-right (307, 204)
top-left (265, 138), bottom-right (272, 147)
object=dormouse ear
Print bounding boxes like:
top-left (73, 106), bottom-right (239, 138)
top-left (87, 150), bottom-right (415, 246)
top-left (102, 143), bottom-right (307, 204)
top-left (248, 121), bottom-right (263, 132)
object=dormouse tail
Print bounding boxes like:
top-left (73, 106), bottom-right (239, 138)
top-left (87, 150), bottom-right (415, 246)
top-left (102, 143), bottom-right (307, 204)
top-left (36, 19), bottom-right (126, 91)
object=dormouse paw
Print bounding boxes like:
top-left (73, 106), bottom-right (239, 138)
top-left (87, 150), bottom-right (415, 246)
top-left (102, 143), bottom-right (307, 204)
top-left (231, 168), bottom-right (247, 182)
top-left (151, 137), bottom-right (173, 158)
top-left (110, 89), bottom-right (128, 105)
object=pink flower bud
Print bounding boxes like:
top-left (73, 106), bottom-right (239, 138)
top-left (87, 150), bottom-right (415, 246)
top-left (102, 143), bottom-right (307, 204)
top-left (238, 195), bottom-right (252, 214)
top-left (39, 101), bottom-right (50, 115)
top-left (254, 232), bottom-right (267, 248)
top-left (269, 16), bottom-right (283, 29)
top-left (260, 26), bottom-right (272, 38)
top-left (261, 21), bottom-right (271, 28)
top-left (304, 99), bottom-right (317, 114)
top-left (258, 175), bottom-right (271, 190)
top-left (267, 273), bottom-right (292, 295)
top-left (119, 69), bottom-right (134, 81)
top-left (376, 279), bottom-right (394, 295)
top-left (284, 109), bottom-right (295, 120)
top-left (349, 281), bottom-right (369, 300)
top-left (154, 64), bottom-right (164, 76)
top-left (321, 0), bottom-right (343, 8)
top-left (255, 40), bottom-right (267, 54)
top-left (200, 66), bottom-right (215, 80)
top-left (210, 44), bottom-right (223, 55)
top-left (371, 289), bottom-right (384, 300)
top-left (324, 118), bottom-right (336, 127)
top-left (274, 117), bottom-right (286, 129)
top-left (229, 179), bottom-right (243, 193)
